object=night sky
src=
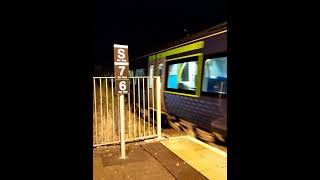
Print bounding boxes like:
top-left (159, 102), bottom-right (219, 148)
top-left (94, 0), bottom-right (226, 66)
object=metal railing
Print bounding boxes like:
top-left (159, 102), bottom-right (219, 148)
top-left (93, 76), bottom-right (161, 147)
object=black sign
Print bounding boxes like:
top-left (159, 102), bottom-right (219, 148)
top-left (114, 44), bottom-right (129, 94)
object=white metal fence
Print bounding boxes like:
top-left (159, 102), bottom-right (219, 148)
top-left (93, 76), bottom-right (161, 147)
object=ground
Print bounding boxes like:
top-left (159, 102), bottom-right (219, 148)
top-left (94, 141), bottom-right (208, 180)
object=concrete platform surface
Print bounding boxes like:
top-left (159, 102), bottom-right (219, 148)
top-left (161, 136), bottom-right (227, 180)
top-left (94, 141), bottom-right (208, 180)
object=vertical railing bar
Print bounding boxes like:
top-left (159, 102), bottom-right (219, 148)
top-left (112, 78), bottom-right (115, 142)
top-left (133, 78), bottom-right (136, 138)
top-left (143, 77), bottom-right (145, 137)
top-left (94, 79), bottom-right (97, 145)
top-left (156, 77), bottom-right (161, 140)
top-left (99, 79), bottom-right (103, 143)
top-left (138, 78), bottom-right (140, 137)
top-left (106, 78), bottom-right (109, 142)
top-left (128, 81), bottom-right (131, 139)
top-left (118, 94), bottom-right (120, 142)
top-left (147, 77), bottom-right (150, 136)
top-left (152, 77), bottom-right (155, 135)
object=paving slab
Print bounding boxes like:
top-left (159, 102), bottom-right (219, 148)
top-left (161, 136), bottom-right (227, 180)
top-left (94, 141), bottom-right (208, 180)
top-left (142, 142), bottom-right (208, 180)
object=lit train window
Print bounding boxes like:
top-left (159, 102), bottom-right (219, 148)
top-left (134, 68), bottom-right (146, 85)
top-left (167, 61), bottom-right (198, 91)
top-left (135, 68), bottom-right (145, 76)
top-left (158, 63), bottom-right (163, 89)
top-left (202, 56), bottom-right (227, 94)
top-left (149, 65), bottom-right (154, 88)
top-left (158, 63), bottom-right (163, 77)
top-left (129, 70), bottom-right (134, 77)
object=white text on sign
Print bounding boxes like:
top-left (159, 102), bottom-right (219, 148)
top-left (114, 44), bottom-right (129, 95)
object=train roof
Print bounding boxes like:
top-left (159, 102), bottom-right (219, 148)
top-left (132, 22), bottom-right (227, 61)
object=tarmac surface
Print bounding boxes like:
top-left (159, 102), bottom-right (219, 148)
top-left (94, 135), bottom-right (227, 180)
top-left (94, 141), bottom-right (208, 180)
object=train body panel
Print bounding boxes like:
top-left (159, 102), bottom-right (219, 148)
top-left (131, 23), bottom-right (227, 142)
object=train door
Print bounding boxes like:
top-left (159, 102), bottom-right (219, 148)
top-left (150, 58), bottom-right (166, 111)
top-left (146, 60), bottom-right (155, 115)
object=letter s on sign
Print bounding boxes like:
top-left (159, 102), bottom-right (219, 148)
top-left (118, 49), bottom-right (125, 59)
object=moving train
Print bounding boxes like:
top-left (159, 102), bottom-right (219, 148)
top-left (130, 22), bottom-right (227, 145)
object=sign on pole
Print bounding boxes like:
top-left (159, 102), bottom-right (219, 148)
top-left (114, 44), bottom-right (129, 159)
top-left (114, 44), bottom-right (129, 94)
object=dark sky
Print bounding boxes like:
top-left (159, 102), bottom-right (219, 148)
top-left (94, 0), bottom-right (226, 65)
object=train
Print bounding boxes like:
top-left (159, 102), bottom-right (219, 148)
top-left (129, 22), bottom-right (227, 145)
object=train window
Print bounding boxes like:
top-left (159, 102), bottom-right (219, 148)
top-left (149, 65), bottom-right (154, 88)
top-left (202, 56), bottom-right (227, 94)
top-left (167, 60), bottom-right (198, 91)
top-left (129, 70), bottom-right (134, 77)
top-left (135, 68), bottom-right (145, 76)
top-left (158, 63), bottom-right (163, 89)
top-left (158, 63), bottom-right (163, 77)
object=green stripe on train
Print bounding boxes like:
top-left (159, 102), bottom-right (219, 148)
top-left (148, 41), bottom-right (204, 61)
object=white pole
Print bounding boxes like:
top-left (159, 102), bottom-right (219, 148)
top-left (120, 94), bottom-right (126, 159)
top-left (156, 77), bottom-right (161, 140)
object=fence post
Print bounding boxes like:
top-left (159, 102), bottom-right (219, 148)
top-left (156, 77), bottom-right (161, 140)
top-left (119, 94), bottom-right (126, 159)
